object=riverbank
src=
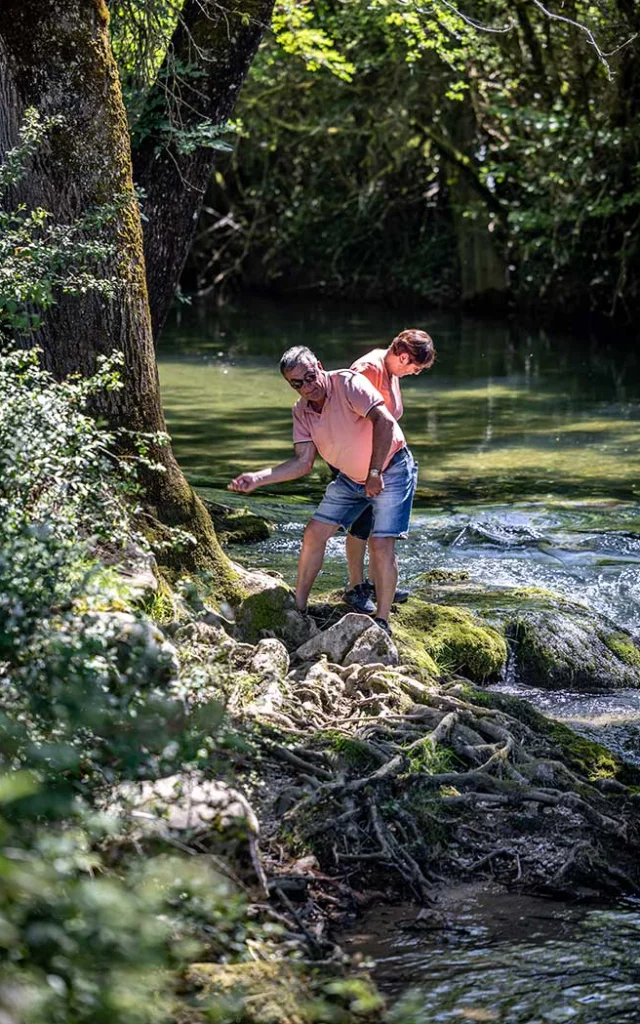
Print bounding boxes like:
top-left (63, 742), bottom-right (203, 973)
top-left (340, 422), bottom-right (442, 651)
top-left (160, 559), bottom-right (640, 1021)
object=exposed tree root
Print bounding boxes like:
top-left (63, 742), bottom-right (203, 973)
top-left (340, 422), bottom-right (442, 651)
top-left (242, 667), bottom-right (640, 902)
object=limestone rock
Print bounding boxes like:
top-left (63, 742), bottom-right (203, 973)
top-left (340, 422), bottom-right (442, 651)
top-left (111, 772), bottom-right (259, 839)
top-left (246, 676), bottom-right (289, 716)
top-left (343, 624), bottom-right (399, 667)
top-left (295, 612), bottom-right (373, 663)
top-left (250, 638), bottom-right (290, 679)
top-left (303, 659), bottom-right (345, 694)
top-left (173, 620), bottom-right (228, 647)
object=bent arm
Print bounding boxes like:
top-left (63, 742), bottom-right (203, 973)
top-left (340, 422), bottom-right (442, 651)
top-left (367, 405), bottom-right (395, 473)
top-left (229, 442), bottom-right (317, 493)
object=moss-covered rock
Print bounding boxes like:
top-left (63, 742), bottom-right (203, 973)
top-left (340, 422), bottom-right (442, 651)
top-left (509, 610), bottom-right (640, 691)
top-left (394, 598), bottom-right (507, 682)
top-left (203, 498), bottom-right (273, 544)
top-left (462, 686), bottom-right (640, 786)
top-left (235, 584), bottom-right (316, 649)
top-left (410, 576), bottom-right (640, 692)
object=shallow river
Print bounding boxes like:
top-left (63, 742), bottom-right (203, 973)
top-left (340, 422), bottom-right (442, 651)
top-left (159, 298), bottom-right (640, 1021)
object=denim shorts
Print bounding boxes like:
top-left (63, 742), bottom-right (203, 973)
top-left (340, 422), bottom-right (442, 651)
top-left (313, 447), bottom-right (418, 538)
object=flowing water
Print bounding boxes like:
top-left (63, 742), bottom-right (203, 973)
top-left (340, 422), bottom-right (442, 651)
top-left (342, 890), bottom-right (640, 1022)
top-left (158, 298), bottom-right (640, 1019)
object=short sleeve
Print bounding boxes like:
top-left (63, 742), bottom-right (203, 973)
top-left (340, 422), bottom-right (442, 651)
top-left (292, 400), bottom-right (312, 444)
top-left (351, 358), bottom-right (383, 391)
top-left (343, 372), bottom-right (384, 418)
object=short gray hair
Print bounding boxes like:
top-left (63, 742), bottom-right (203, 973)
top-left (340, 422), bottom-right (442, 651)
top-left (279, 345), bottom-right (317, 375)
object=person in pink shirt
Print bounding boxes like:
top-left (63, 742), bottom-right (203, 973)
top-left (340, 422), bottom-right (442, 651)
top-left (228, 345), bottom-right (418, 634)
top-left (342, 329), bottom-right (435, 614)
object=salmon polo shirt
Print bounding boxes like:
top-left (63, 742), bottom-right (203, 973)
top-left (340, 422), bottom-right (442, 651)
top-left (350, 348), bottom-right (403, 421)
top-left (291, 370), bottom-right (406, 485)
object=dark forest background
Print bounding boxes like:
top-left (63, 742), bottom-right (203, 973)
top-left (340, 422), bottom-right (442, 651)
top-left (111, 0), bottom-right (640, 325)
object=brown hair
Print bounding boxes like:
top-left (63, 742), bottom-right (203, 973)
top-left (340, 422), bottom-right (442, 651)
top-left (390, 329), bottom-right (435, 367)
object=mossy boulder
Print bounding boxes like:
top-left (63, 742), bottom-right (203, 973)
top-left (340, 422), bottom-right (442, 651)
top-left (410, 576), bottom-right (640, 692)
top-left (463, 687), bottom-right (640, 786)
top-left (509, 610), bottom-right (640, 691)
top-left (235, 584), bottom-right (317, 649)
top-left (394, 598), bottom-right (507, 682)
top-left (203, 499), bottom-right (273, 544)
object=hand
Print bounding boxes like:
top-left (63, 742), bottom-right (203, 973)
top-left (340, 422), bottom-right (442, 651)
top-left (228, 472), bottom-right (261, 494)
top-left (365, 472), bottom-right (384, 498)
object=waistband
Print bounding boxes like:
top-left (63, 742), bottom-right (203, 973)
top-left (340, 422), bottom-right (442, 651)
top-left (386, 444), bottom-right (409, 469)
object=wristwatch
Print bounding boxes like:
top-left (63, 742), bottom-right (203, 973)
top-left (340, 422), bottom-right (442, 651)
top-left (369, 469), bottom-right (381, 477)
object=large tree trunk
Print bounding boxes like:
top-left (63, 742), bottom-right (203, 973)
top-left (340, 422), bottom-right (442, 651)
top-left (0, 0), bottom-right (240, 595)
top-left (131, 0), bottom-right (275, 341)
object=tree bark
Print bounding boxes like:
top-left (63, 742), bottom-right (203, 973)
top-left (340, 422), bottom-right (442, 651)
top-left (131, 0), bottom-right (275, 341)
top-left (0, 0), bottom-right (240, 595)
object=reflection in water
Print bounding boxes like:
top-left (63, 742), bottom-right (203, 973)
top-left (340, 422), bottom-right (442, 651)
top-left (344, 892), bottom-right (640, 1023)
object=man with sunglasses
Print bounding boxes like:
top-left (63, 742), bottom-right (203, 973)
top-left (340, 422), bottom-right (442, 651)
top-left (228, 346), bottom-right (418, 635)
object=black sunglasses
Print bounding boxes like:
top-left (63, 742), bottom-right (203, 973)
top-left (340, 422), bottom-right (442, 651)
top-left (288, 368), bottom-right (319, 390)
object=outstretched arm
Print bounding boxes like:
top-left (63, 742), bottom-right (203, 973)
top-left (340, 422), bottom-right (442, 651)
top-left (228, 442), bottom-right (317, 494)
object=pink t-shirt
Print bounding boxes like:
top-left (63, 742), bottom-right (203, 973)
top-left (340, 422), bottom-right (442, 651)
top-left (350, 348), bottom-right (403, 421)
top-left (292, 370), bottom-right (406, 484)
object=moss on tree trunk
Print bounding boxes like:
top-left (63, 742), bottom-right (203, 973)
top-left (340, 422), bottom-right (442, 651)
top-left (0, 0), bottom-right (239, 597)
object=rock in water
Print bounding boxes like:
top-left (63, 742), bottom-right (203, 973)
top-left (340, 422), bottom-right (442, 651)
top-left (510, 610), bottom-right (640, 691)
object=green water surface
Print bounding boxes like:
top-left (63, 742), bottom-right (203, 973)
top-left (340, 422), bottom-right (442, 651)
top-left (158, 298), bottom-right (640, 504)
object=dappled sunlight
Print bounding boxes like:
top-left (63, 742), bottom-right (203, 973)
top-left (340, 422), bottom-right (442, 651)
top-left (159, 302), bottom-right (640, 502)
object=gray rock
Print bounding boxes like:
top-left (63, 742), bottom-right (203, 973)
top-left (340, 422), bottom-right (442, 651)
top-left (510, 610), bottom-right (640, 691)
top-left (173, 620), bottom-right (228, 646)
top-left (109, 773), bottom-right (267, 893)
top-left (249, 638), bottom-right (290, 679)
top-left (235, 584), bottom-right (317, 648)
top-left (246, 676), bottom-right (289, 716)
top-left (343, 624), bottom-right (399, 667)
top-left (295, 612), bottom-right (373, 663)
top-left (303, 659), bottom-right (346, 693)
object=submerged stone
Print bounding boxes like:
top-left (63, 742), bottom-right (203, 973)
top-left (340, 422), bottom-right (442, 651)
top-left (203, 498), bottom-right (273, 544)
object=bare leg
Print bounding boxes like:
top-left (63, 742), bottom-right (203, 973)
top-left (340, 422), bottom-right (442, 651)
top-left (295, 519), bottom-right (339, 610)
top-left (345, 533), bottom-right (367, 588)
top-left (368, 537), bottom-right (397, 622)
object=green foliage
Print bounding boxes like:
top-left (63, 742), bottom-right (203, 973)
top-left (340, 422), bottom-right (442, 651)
top-left (0, 117), bottom-right (269, 1019)
top-left (0, 344), bottom-right (267, 1022)
top-left (110, 2), bottom-right (240, 155)
top-left (0, 109), bottom-right (129, 337)
top-left (181, 0), bottom-right (640, 318)
top-left (404, 737), bottom-right (455, 776)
